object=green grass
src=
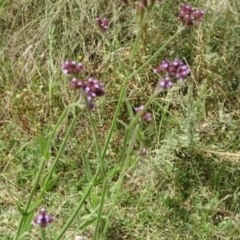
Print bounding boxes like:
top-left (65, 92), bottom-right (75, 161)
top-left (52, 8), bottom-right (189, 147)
top-left (1, 0), bottom-right (240, 239)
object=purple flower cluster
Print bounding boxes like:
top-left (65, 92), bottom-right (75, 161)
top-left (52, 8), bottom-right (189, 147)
top-left (154, 59), bottom-right (190, 90)
top-left (154, 59), bottom-right (190, 81)
top-left (159, 77), bottom-right (173, 89)
top-left (134, 105), bottom-right (152, 122)
top-left (96, 17), bottom-right (109, 31)
top-left (32, 208), bottom-right (55, 228)
top-left (62, 61), bottom-right (105, 109)
top-left (71, 77), bottom-right (105, 109)
top-left (61, 60), bottom-right (84, 75)
top-left (179, 4), bottom-right (204, 26)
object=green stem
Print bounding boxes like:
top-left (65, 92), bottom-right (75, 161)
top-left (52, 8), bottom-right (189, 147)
top-left (83, 91), bottom-right (105, 176)
top-left (15, 104), bottom-right (78, 239)
top-left (44, 103), bottom-right (78, 159)
top-left (14, 153), bottom-right (47, 240)
top-left (40, 228), bottom-right (46, 240)
top-left (97, 28), bottom-right (184, 237)
top-left (129, 7), bottom-right (151, 68)
top-left (101, 25), bottom-right (185, 162)
top-left (128, 25), bottom-right (185, 81)
top-left (92, 178), bottom-right (109, 240)
top-left (102, 91), bottom-right (159, 237)
top-left (43, 110), bottom-right (78, 187)
top-left (55, 168), bottom-right (100, 240)
top-left (102, 125), bottom-right (140, 237)
top-left (119, 92), bottom-right (158, 164)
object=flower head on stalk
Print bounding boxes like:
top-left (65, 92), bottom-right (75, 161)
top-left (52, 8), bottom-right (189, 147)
top-left (153, 59), bottom-right (190, 81)
top-left (178, 4), bottom-right (204, 26)
top-left (61, 60), bottom-right (84, 75)
top-left (134, 105), bottom-right (152, 122)
top-left (96, 17), bottom-right (109, 31)
top-left (153, 58), bottom-right (190, 92)
top-left (70, 77), bottom-right (105, 109)
top-left (32, 208), bottom-right (55, 228)
top-left (62, 61), bottom-right (105, 109)
top-left (158, 77), bottom-right (173, 89)
top-left (83, 77), bottom-right (105, 109)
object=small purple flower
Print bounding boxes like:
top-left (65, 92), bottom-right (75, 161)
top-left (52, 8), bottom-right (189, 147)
top-left (178, 4), bottom-right (204, 26)
top-left (83, 77), bottom-right (105, 98)
top-left (32, 208), bottom-right (55, 228)
top-left (62, 60), bottom-right (105, 109)
top-left (134, 105), bottom-right (144, 113)
top-left (159, 77), bottom-right (173, 89)
top-left (142, 112), bottom-right (152, 121)
top-left (62, 60), bottom-right (84, 75)
top-left (154, 59), bottom-right (190, 81)
top-left (140, 148), bottom-right (147, 157)
top-left (96, 17), bottom-right (109, 31)
top-left (153, 59), bottom-right (170, 74)
top-left (70, 78), bottom-right (85, 89)
top-left (71, 77), bottom-right (105, 109)
top-left (169, 59), bottom-right (190, 80)
top-left (134, 105), bottom-right (152, 122)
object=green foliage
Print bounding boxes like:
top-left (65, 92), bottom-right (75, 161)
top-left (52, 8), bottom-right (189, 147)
top-left (1, 0), bottom-right (240, 239)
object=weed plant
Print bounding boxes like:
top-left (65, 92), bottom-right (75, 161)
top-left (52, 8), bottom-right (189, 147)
top-left (1, 0), bottom-right (240, 239)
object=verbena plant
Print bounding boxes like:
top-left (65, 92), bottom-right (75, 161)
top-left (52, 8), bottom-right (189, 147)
top-left (11, 1), bottom-right (205, 239)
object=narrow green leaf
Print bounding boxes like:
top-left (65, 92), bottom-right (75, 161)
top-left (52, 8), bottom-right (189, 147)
top-left (79, 217), bottom-right (97, 230)
top-left (16, 211), bottom-right (34, 239)
top-left (42, 174), bottom-right (58, 192)
top-left (15, 201), bottom-right (26, 216)
top-left (82, 147), bottom-right (92, 181)
top-left (27, 198), bottom-right (42, 214)
top-left (93, 176), bottom-right (104, 186)
top-left (37, 135), bottom-right (47, 155)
